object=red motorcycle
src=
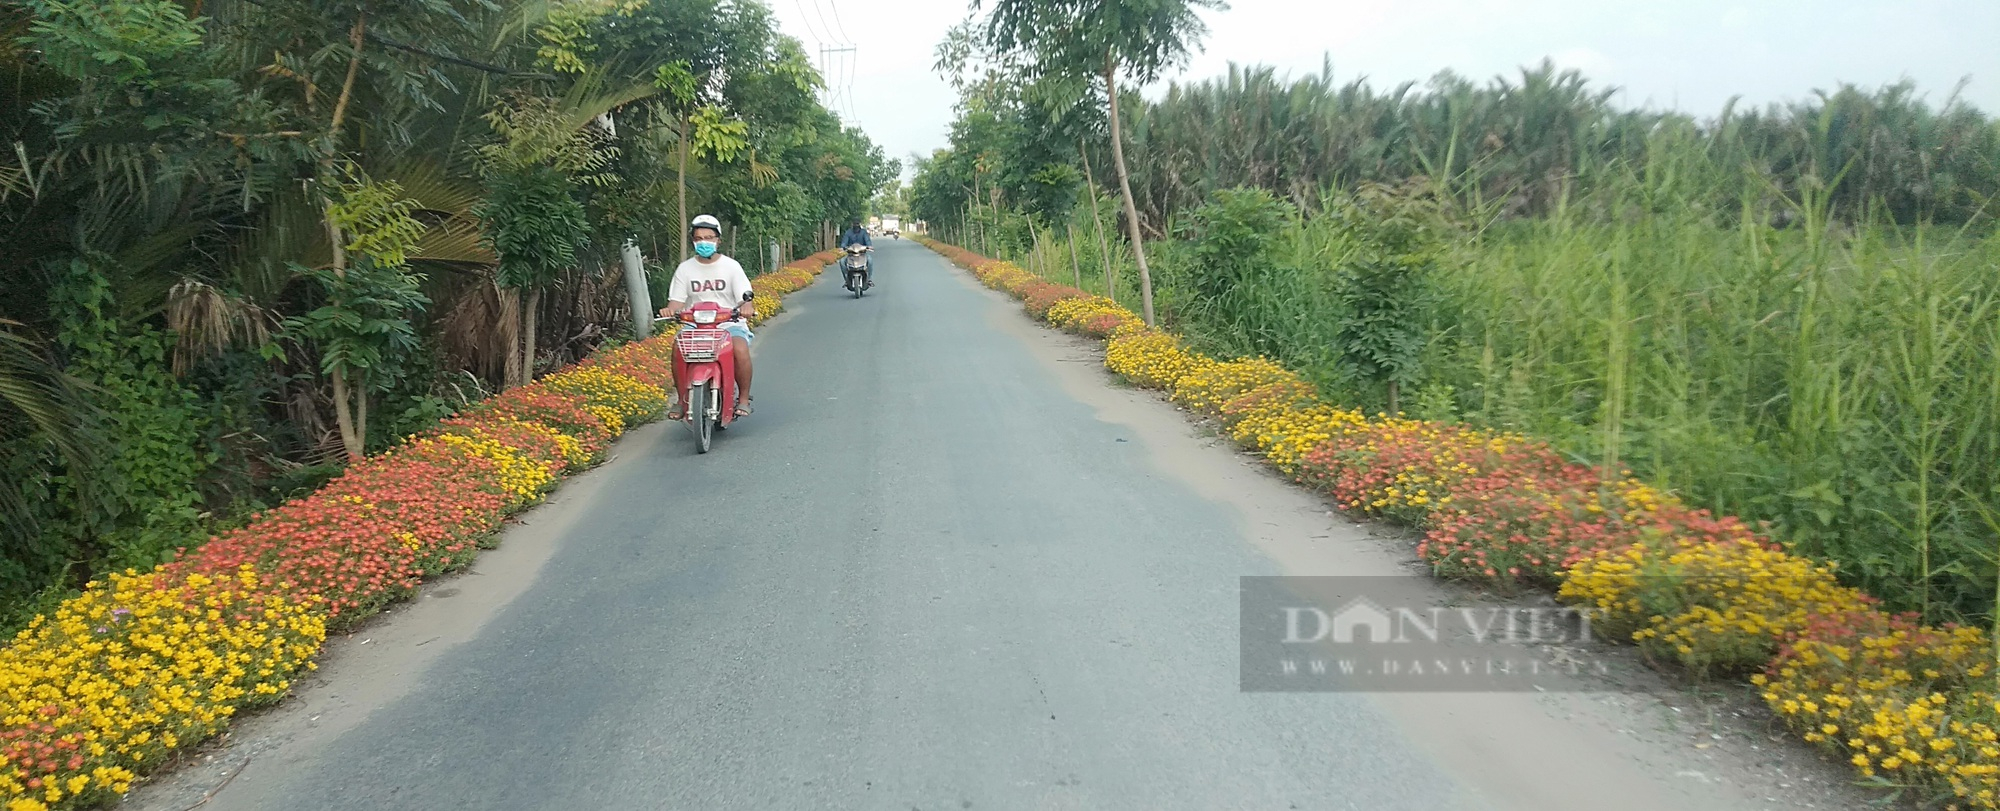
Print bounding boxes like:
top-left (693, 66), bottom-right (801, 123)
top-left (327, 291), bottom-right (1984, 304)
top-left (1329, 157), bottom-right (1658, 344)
top-left (664, 301), bottom-right (745, 453)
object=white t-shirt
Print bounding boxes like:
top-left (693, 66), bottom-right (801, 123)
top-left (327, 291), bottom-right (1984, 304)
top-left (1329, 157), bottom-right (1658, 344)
top-left (667, 255), bottom-right (753, 311)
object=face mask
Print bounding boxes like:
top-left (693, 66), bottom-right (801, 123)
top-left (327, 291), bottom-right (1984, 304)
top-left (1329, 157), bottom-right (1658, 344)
top-left (693, 241), bottom-right (718, 258)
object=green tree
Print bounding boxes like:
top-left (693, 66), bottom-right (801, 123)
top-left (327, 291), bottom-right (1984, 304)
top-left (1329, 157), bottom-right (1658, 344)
top-left (476, 91), bottom-right (619, 387)
top-left (970, 0), bottom-right (1229, 325)
top-left (1328, 182), bottom-right (1447, 413)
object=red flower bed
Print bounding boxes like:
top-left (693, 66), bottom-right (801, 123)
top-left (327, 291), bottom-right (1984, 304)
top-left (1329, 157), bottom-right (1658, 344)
top-left (1020, 279), bottom-right (1088, 318)
top-left (1419, 483), bottom-right (1628, 588)
top-left (1294, 421), bottom-right (1585, 525)
top-left (471, 388), bottom-right (615, 457)
top-left (580, 339), bottom-right (676, 388)
top-left (1076, 312), bottom-right (1130, 337)
top-left (166, 440), bottom-right (509, 621)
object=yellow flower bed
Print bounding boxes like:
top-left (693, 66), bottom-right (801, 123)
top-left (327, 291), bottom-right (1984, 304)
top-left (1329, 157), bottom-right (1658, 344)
top-left (435, 432), bottom-right (555, 506)
top-left (585, 405), bottom-right (625, 436)
top-left (1560, 537), bottom-right (1874, 678)
top-left (538, 367), bottom-right (668, 426)
top-left (972, 261), bottom-right (1038, 293)
top-left (747, 297), bottom-right (783, 326)
top-left (1228, 401), bottom-right (1368, 472)
top-left (1169, 356), bottom-right (1301, 416)
top-left (1044, 295), bottom-right (1117, 325)
top-left (459, 417), bottom-right (590, 470)
top-left (0, 569), bottom-right (323, 809)
top-left (1105, 330), bottom-right (1207, 390)
top-left (1614, 479), bottom-right (1679, 521)
top-left (1758, 618), bottom-right (2000, 807)
top-left (1044, 295), bottom-right (1140, 336)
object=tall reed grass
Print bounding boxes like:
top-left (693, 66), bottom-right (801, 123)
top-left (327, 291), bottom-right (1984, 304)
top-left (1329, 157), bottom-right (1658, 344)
top-left (977, 184), bottom-right (2000, 622)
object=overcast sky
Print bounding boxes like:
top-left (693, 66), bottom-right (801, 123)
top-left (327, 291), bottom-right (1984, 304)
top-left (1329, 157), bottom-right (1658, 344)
top-left (763, 0), bottom-right (2000, 181)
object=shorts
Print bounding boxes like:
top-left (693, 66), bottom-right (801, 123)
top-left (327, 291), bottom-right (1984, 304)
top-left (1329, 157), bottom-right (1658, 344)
top-left (723, 322), bottom-right (754, 345)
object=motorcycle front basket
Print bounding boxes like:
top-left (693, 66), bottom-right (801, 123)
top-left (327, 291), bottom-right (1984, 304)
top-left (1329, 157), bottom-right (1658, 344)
top-left (675, 330), bottom-right (725, 362)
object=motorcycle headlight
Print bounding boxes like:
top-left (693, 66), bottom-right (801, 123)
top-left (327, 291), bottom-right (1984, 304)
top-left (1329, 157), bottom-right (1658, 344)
top-left (693, 310), bottom-right (717, 324)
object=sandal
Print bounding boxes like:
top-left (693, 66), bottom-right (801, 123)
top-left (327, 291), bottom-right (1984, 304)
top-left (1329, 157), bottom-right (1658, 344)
top-left (733, 403), bottom-right (753, 418)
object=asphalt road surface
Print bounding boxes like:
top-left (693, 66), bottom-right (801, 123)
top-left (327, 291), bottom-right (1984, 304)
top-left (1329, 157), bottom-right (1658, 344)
top-left (134, 240), bottom-right (1862, 811)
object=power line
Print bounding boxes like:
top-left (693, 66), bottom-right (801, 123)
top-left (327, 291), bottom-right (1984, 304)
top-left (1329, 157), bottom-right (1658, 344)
top-left (818, 43), bottom-right (858, 123)
top-left (791, 0), bottom-right (830, 44)
top-left (792, 0), bottom-right (859, 126)
top-left (807, 0), bottom-right (844, 47)
top-left (837, 46), bottom-right (852, 119)
top-left (847, 53), bottom-right (863, 124)
top-left (823, 0), bottom-right (854, 45)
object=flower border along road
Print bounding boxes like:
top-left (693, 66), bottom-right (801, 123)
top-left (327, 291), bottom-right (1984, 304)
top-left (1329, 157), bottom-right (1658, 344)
top-left (918, 237), bottom-right (2000, 810)
top-left (0, 251), bottom-right (840, 811)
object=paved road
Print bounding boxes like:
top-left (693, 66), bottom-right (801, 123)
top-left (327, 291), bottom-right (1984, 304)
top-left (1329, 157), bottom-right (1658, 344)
top-left (124, 240), bottom-right (1879, 811)
top-left (176, 239), bottom-right (1480, 810)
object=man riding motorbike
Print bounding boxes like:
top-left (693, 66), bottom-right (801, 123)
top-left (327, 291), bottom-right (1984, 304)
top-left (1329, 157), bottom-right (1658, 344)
top-left (839, 220), bottom-right (873, 291)
top-left (659, 215), bottom-right (755, 419)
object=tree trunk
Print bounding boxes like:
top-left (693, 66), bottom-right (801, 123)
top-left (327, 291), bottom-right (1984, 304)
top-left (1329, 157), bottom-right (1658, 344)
top-left (1080, 137), bottom-right (1116, 303)
top-left (522, 288), bottom-right (542, 384)
top-left (1387, 379), bottom-right (1400, 415)
top-left (1066, 224), bottom-right (1083, 289)
top-left (1031, 227), bottom-right (1045, 278)
top-left (501, 287), bottom-right (523, 388)
top-left (355, 380), bottom-right (369, 452)
top-left (678, 113), bottom-right (691, 261)
top-left (330, 372), bottom-right (362, 461)
top-left (328, 9), bottom-right (367, 146)
top-left (1104, 55), bottom-right (1155, 326)
top-left (321, 7), bottom-right (370, 461)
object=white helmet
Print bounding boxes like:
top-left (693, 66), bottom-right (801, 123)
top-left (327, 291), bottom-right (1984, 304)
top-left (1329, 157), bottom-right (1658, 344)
top-left (689, 214), bottom-right (722, 235)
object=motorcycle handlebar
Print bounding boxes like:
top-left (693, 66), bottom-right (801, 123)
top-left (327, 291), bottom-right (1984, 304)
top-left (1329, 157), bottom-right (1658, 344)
top-left (654, 308), bottom-right (743, 325)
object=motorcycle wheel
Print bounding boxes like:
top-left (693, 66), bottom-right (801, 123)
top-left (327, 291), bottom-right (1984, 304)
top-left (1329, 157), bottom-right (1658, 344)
top-left (691, 381), bottom-right (714, 454)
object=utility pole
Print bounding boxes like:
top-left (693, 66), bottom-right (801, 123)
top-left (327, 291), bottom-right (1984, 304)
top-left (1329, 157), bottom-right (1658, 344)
top-left (599, 111), bottom-right (653, 338)
top-left (819, 44), bottom-right (857, 121)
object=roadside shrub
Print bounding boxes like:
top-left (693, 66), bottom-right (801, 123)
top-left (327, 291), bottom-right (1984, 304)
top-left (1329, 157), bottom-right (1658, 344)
top-left (169, 440), bottom-right (511, 620)
top-left (579, 340), bottom-right (675, 388)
